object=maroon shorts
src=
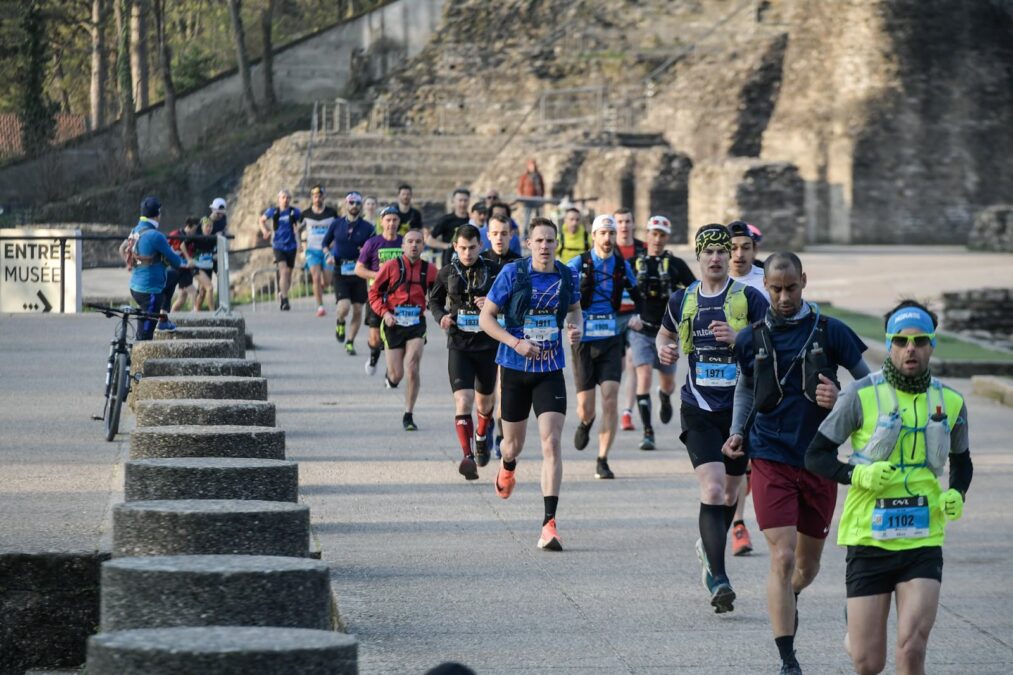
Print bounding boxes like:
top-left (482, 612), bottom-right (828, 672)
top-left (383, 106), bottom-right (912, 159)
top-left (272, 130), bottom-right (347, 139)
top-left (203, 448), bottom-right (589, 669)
top-left (751, 458), bottom-right (838, 540)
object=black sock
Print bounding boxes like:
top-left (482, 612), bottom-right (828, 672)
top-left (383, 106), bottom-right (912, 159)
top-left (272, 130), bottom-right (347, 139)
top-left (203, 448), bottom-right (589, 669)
top-left (724, 502), bottom-right (738, 532)
top-left (775, 635), bottom-right (797, 665)
top-left (543, 496), bottom-right (558, 525)
top-left (733, 519), bottom-right (745, 527)
top-left (636, 394), bottom-right (652, 430)
top-left (503, 459), bottom-right (517, 471)
top-left (699, 503), bottom-right (728, 580)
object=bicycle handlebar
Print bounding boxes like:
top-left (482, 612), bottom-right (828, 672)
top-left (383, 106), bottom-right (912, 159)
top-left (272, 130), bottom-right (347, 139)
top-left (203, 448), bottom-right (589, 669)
top-left (86, 303), bottom-right (163, 321)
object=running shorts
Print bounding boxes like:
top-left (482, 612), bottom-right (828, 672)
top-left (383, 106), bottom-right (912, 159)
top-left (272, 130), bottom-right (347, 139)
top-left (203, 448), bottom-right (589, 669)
top-left (678, 403), bottom-right (748, 476)
top-left (381, 319), bottom-right (426, 351)
top-left (845, 546), bottom-right (943, 598)
top-left (448, 348), bottom-right (498, 394)
top-left (305, 248), bottom-right (334, 271)
top-left (273, 248), bottom-right (297, 268)
top-left (333, 275), bottom-right (367, 304)
top-left (365, 304), bottom-right (382, 328)
top-left (500, 367), bottom-right (567, 422)
top-left (628, 329), bottom-right (675, 374)
top-left (750, 458), bottom-right (837, 539)
top-left (572, 334), bottom-right (625, 392)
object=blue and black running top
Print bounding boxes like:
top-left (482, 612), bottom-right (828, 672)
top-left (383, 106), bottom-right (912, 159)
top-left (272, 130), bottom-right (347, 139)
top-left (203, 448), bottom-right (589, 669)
top-left (661, 278), bottom-right (768, 412)
top-left (566, 250), bottom-right (638, 343)
top-left (263, 206), bottom-right (301, 252)
top-left (487, 260), bottom-right (579, 374)
top-left (129, 219), bottom-right (185, 294)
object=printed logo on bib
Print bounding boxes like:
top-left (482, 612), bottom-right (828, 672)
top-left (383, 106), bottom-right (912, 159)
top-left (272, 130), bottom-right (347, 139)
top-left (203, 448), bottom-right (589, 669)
top-left (584, 313), bottom-right (617, 338)
top-left (340, 259), bottom-right (357, 276)
top-left (457, 309), bottom-right (481, 333)
top-left (695, 353), bottom-right (738, 388)
top-left (871, 496), bottom-right (930, 540)
top-left (523, 309), bottom-right (558, 343)
top-left (394, 305), bottom-right (421, 327)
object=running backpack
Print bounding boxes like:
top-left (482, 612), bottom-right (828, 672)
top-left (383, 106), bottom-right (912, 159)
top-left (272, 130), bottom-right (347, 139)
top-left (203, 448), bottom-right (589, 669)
top-left (578, 251), bottom-right (627, 310)
top-left (384, 256), bottom-right (430, 301)
top-left (503, 259), bottom-right (574, 329)
top-left (119, 229), bottom-right (157, 271)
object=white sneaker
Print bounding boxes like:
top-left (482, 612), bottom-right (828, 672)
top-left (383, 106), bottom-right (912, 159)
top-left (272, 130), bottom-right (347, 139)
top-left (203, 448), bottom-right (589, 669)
top-left (364, 359), bottom-right (376, 376)
top-left (315, 306), bottom-right (326, 317)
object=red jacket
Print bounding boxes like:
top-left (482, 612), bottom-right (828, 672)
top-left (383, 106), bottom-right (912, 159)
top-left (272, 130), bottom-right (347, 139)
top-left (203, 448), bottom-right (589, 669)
top-left (518, 170), bottom-right (544, 197)
top-left (368, 255), bottom-right (438, 318)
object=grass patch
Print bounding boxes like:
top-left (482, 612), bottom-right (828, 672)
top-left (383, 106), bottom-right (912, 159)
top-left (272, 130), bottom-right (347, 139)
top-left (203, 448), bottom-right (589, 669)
top-left (820, 305), bottom-right (1013, 362)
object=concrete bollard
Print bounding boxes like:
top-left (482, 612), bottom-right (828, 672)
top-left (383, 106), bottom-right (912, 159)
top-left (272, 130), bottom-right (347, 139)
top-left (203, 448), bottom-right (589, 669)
top-left (112, 500), bottom-right (310, 558)
top-left (129, 425), bottom-right (284, 460)
top-left (134, 376), bottom-right (268, 401)
top-left (155, 327), bottom-right (244, 357)
top-left (142, 358), bottom-right (261, 377)
top-left (132, 339), bottom-right (239, 377)
top-left (173, 314), bottom-right (246, 337)
top-left (100, 555), bottom-right (330, 631)
top-left (87, 626), bottom-right (358, 674)
top-left (125, 458), bottom-right (297, 501)
top-left (134, 399), bottom-right (276, 427)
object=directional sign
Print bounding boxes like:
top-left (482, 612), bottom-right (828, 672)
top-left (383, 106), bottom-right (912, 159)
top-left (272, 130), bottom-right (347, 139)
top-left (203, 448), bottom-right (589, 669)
top-left (0, 228), bottom-right (82, 313)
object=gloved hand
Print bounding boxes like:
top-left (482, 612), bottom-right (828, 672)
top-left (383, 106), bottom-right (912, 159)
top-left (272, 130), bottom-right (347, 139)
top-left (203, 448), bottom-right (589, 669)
top-left (851, 461), bottom-right (897, 491)
top-left (939, 489), bottom-right (964, 522)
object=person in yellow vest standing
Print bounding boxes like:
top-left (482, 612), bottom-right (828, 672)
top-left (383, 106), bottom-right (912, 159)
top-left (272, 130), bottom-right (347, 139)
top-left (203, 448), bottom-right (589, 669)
top-left (805, 300), bottom-right (972, 675)
top-left (656, 224), bottom-right (768, 613)
top-left (556, 207), bottom-right (590, 262)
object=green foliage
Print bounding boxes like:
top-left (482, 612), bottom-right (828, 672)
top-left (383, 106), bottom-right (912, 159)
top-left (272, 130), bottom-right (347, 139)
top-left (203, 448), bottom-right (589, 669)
top-left (173, 43), bottom-right (216, 93)
top-left (17, 1), bottom-right (57, 157)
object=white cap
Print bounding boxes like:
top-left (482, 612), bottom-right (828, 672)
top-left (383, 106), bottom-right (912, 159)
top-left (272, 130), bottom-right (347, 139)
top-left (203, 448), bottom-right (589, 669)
top-left (591, 214), bottom-right (617, 233)
top-left (647, 215), bottom-right (672, 235)
top-left (209, 197), bottom-right (227, 211)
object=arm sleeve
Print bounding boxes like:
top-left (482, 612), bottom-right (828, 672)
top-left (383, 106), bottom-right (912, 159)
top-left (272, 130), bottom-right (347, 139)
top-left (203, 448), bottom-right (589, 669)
top-left (486, 264), bottom-right (514, 308)
top-left (848, 360), bottom-right (872, 380)
top-left (427, 269), bottom-right (449, 321)
top-left (805, 432), bottom-right (854, 484)
top-left (731, 373), bottom-right (755, 437)
top-left (949, 448), bottom-right (973, 499)
top-left (816, 379), bottom-right (865, 445)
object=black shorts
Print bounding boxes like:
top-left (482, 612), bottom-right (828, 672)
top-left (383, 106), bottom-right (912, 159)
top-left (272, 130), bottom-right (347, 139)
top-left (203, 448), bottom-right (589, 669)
top-left (365, 304), bottom-right (382, 328)
top-left (679, 403), bottom-right (748, 476)
top-left (380, 319), bottom-right (426, 350)
top-left (176, 268), bottom-right (194, 289)
top-left (571, 335), bottom-right (625, 392)
top-left (273, 248), bottom-right (297, 268)
top-left (448, 348), bottom-right (498, 394)
top-left (845, 546), bottom-right (943, 598)
top-left (333, 275), bottom-right (367, 304)
top-left (500, 367), bottom-right (567, 422)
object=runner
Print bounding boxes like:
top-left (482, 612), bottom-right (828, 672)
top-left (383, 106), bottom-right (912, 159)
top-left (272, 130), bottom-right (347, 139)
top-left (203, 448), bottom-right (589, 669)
top-left (323, 191), bottom-right (373, 355)
top-left (395, 183), bottom-right (424, 235)
top-left (723, 252), bottom-right (870, 674)
top-left (367, 229), bottom-right (438, 431)
top-left (488, 201), bottom-right (523, 256)
top-left (479, 217), bottom-right (582, 550)
top-left (656, 223), bottom-right (768, 613)
top-left (362, 196), bottom-right (378, 230)
top-left (806, 300), bottom-right (973, 675)
top-left (615, 207), bottom-right (647, 432)
top-left (468, 201), bottom-right (488, 230)
top-left (259, 189), bottom-right (301, 311)
top-left (301, 185), bottom-right (338, 318)
top-left (427, 224), bottom-right (501, 479)
top-left (556, 207), bottom-right (589, 262)
top-left (355, 206), bottom-right (404, 375)
top-left (192, 217), bottom-right (217, 311)
top-left (629, 215), bottom-right (696, 450)
top-left (164, 217), bottom-right (199, 313)
top-left (427, 188), bottom-right (471, 267)
top-left (125, 196), bottom-right (191, 339)
top-left (567, 214), bottom-right (644, 480)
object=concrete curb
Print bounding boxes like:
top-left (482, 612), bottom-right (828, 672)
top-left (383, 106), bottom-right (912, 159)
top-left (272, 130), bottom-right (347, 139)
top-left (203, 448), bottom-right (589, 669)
top-left (134, 376), bottom-right (268, 401)
top-left (124, 458), bottom-right (297, 502)
top-left (132, 339), bottom-right (239, 376)
top-left (141, 358), bottom-right (261, 377)
top-left (134, 399), bottom-right (276, 427)
top-left (129, 425), bottom-right (284, 460)
top-left (155, 327), bottom-right (244, 356)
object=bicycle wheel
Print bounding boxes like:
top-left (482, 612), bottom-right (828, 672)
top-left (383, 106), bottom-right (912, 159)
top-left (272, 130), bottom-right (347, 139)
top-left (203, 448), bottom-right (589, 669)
top-left (104, 352), bottom-right (129, 441)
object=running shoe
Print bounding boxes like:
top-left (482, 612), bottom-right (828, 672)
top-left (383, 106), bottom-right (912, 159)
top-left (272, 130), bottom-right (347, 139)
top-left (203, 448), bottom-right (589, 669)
top-left (316, 306), bottom-right (326, 317)
top-left (384, 373), bottom-right (396, 389)
top-left (695, 537), bottom-right (714, 593)
top-left (710, 578), bottom-right (736, 614)
top-left (732, 522), bottom-right (753, 556)
top-left (595, 457), bottom-right (615, 480)
top-left (459, 454), bottom-right (478, 481)
top-left (402, 413), bottom-right (417, 431)
top-left (156, 319), bottom-right (177, 332)
top-left (658, 387), bottom-right (673, 424)
top-left (779, 657), bottom-right (802, 675)
top-left (474, 434), bottom-right (490, 467)
top-left (537, 518), bottom-right (563, 551)
top-left (364, 359), bottom-right (376, 376)
top-left (336, 323), bottom-right (346, 342)
top-left (639, 430), bottom-right (656, 451)
top-left (574, 419), bottom-right (593, 451)
top-left (280, 297), bottom-right (290, 311)
top-left (494, 464), bottom-right (515, 499)
top-left (621, 409), bottom-right (635, 431)
top-left (345, 342), bottom-right (356, 356)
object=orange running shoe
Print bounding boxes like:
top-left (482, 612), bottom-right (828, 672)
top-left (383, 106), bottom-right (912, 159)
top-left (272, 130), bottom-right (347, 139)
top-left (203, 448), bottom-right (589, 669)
top-left (621, 409), bottom-right (635, 431)
top-left (538, 518), bottom-right (562, 551)
top-left (732, 521), bottom-right (753, 556)
top-left (494, 464), bottom-right (516, 499)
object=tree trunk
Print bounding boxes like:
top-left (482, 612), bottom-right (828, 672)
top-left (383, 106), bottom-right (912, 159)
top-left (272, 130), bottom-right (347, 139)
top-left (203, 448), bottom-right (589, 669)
top-left (89, 0), bottom-right (106, 129)
top-left (130, 0), bottom-right (148, 110)
top-left (115, 0), bottom-right (141, 173)
top-left (226, 0), bottom-right (259, 124)
top-left (153, 0), bottom-right (182, 158)
top-left (260, 0), bottom-right (277, 114)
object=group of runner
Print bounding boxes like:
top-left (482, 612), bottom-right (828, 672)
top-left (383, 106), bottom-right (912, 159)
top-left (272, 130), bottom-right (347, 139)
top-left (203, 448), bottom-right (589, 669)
top-left (250, 184), bottom-right (975, 675)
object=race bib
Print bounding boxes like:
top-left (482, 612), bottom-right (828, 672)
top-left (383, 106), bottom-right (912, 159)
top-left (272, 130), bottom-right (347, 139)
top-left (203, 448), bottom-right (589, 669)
top-left (394, 305), bottom-right (421, 327)
top-left (457, 309), bottom-right (481, 333)
top-left (695, 353), bottom-right (738, 388)
top-left (340, 259), bottom-right (357, 276)
top-left (871, 496), bottom-right (930, 540)
top-left (523, 310), bottom-right (558, 343)
top-left (584, 312), bottom-right (616, 338)
top-left (196, 253), bottom-right (214, 270)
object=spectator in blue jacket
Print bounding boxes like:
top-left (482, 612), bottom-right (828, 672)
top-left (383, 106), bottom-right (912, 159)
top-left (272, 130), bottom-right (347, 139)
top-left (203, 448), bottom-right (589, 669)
top-left (128, 196), bottom-right (191, 339)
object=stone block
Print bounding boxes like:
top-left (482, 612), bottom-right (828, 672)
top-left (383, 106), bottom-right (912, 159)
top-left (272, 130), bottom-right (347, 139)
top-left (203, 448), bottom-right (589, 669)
top-left (155, 327), bottom-right (244, 357)
top-left (133, 339), bottom-right (239, 376)
top-left (100, 555), bottom-right (330, 631)
top-left (87, 626), bottom-right (357, 674)
top-left (125, 458), bottom-right (297, 501)
top-left (112, 500), bottom-right (310, 558)
top-left (134, 376), bottom-right (268, 401)
top-left (173, 314), bottom-right (247, 337)
top-left (142, 358), bottom-right (261, 377)
top-left (129, 425), bottom-right (284, 460)
top-left (134, 399), bottom-right (275, 427)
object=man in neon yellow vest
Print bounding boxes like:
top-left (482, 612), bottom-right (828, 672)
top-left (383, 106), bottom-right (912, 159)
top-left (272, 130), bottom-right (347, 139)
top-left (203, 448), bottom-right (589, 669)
top-left (806, 300), bottom-right (973, 675)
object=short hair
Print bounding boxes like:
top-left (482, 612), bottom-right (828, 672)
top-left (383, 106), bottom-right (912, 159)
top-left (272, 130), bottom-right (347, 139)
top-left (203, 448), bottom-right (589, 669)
top-left (527, 216), bottom-right (558, 236)
top-left (470, 201), bottom-right (487, 214)
top-left (397, 183), bottom-right (412, 193)
top-left (564, 207), bottom-right (580, 216)
top-left (278, 189), bottom-right (291, 198)
top-left (310, 184), bottom-right (323, 194)
top-left (884, 299), bottom-right (938, 330)
top-left (613, 207), bottom-right (633, 217)
top-left (488, 214), bottom-right (511, 229)
top-left (452, 187), bottom-right (471, 199)
top-left (184, 216), bottom-right (200, 228)
top-left (490, 201), bottom-right (512, 217)
top-left (403, 228), bottom-right (424, 241)
top-left (763, 251), bottom-right (803, 277)
top-left (454, 224), bottom-right (481, 242)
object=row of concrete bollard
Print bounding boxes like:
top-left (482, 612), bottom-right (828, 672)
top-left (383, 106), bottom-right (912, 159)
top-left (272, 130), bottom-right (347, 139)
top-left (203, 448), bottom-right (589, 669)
top-left (86, 314), bottom-right (359, 674)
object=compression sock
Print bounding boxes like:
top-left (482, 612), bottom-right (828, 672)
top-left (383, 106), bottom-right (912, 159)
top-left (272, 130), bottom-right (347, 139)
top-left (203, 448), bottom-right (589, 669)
top-left (700, 503), bottom-right (729, 580)
top-left (636, 394), bottom-right (652, 430)
top-left (369, 345), bottom-right (381, 366)
top-left (724, 502), bottom-right (738, 532)
top-left (455, 415), bottom-right (474, 457)
top-left (503, 459), bottom-right (517, 472)
top-left (543, 496), bottom-right (559, 525)
top-left (476, 411), bottom-right (493, 438)
top-left (775, 635), bottom-right (798, 666)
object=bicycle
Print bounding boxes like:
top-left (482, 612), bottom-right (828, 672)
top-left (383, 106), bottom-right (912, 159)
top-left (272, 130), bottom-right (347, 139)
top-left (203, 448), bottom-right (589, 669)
top-left (87, 303), bottom-right (162, 441)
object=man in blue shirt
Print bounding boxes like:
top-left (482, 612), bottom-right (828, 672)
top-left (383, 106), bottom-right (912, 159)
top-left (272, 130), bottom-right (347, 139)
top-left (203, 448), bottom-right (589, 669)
top-left (567, 214), bottom-right (644, 480)
top-left (127, 196), bottom-right (191, 340)
top-left (259, 189), bottom-right (301, 311)
top-left (323, 191), bottom-right (374, 355)
top-left (480, 217), bottom-right (582, 551)
top-left (724, 251), bottom-right (869, 674)
top-left (656, 224), bottom-right (769, 614)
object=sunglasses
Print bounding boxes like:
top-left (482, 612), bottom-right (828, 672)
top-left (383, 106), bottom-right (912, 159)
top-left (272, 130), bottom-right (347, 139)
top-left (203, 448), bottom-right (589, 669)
top-left (887, 333), bottom-right (935, 348)
top-left (346, 200), bottom-right (362, 206)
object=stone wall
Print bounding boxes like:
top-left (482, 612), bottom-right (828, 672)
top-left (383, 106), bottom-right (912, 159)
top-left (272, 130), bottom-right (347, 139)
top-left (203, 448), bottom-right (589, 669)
top-left (967, 205), bottom-right (1013, 253)
top-left (942, 288), bottom-right (1013, 346)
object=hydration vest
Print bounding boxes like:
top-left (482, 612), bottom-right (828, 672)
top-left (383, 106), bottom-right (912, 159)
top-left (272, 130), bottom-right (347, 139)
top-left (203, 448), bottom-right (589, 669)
top-left (503, 259), bottom-right (574, 330)
top-left (677, 280), bottom-right (748, 355)
top-left (579, 251), bottom-right (627, 311)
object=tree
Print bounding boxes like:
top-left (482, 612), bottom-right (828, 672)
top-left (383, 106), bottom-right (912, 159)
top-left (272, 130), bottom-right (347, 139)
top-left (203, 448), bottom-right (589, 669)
top-left (152, 0), bottom-right (182, 158)
top-left (18, 1), bottom-right (57, 157)
top-left (89, 0), bottom-right (106, 129)
top-left (260, 0), bottom-right (277, 114)
top-left (226, 0), bottom-right (259, 124)
top-left (114, 0), bottom-right (141, 172)
top-left (130, 0), bottom-right (149, 110)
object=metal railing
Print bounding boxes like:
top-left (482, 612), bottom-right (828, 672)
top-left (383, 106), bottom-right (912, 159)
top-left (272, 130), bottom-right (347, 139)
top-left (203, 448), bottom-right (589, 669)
top-left (249, 266), bottom-right (308, 312)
